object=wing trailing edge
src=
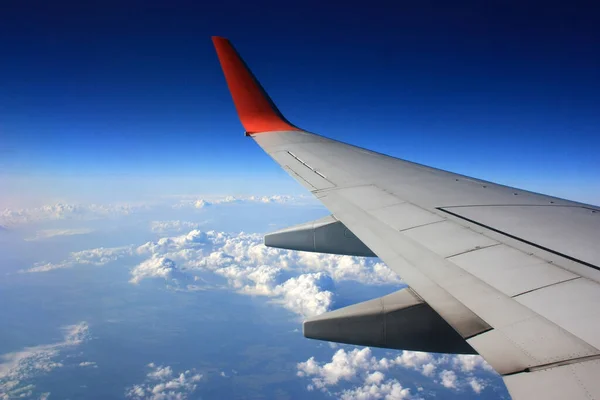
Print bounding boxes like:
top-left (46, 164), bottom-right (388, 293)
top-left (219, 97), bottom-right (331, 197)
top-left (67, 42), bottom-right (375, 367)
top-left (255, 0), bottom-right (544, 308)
top-left (212, 36), bottom-right (300, 134)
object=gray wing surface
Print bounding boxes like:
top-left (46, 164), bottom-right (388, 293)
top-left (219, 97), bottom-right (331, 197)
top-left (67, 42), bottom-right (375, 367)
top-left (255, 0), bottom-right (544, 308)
top-left (212, 36), bottom-right (600, 399)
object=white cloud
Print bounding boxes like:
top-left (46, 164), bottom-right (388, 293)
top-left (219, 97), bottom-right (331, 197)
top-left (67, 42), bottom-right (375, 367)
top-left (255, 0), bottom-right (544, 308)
top-left (23, 227), bottom-right (400, 317)
top-left (130, 256), bottom-right (191, 288)
top-left (194, 199), bottom-right (212, 208)
top-left (339, 377), bottom-right (412, 400)
top-left (125, 363), bottom-right (202, 400)
top-left (172, 194), bottom-right (307, 209)
top-left (78, 361), bottom-right (97, 368)
top-left (274, 272), bottom-right (334, 317)
top-left (1, 202), bottom-right (151, 226)
top-left (452, 354), bottom-right (493, 373)
top-left (137, 230), bottom-right (400, 286)
top-left (393, 351), bottom-right (436, 377)
top-left (468, 377), bottom-right (486, 394)
top-left (1, 194), bottom-right (312, 226)
top-left (0, 322), bottom-right (90, 400)
top-left (439, 370), bottom-right (457, 389)
top-left (128, 229), bottom-right (398, 317)
top-left (25, 228), bottom-right (95, 241)
top-left (297, 348), bottom-right (387, 389)
top-left (23, 245), bottom-right (135, 273)
top-left (297, 348), bottom-right (414, 399)
top-left (150, 221), bottom-right (205, 234)
top-left (297, 348), bottom-right (498, 398)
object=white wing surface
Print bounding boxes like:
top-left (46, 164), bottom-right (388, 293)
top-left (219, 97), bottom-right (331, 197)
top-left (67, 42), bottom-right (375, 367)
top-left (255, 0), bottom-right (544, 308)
top-left (212, 37), bottom-right (600, 399)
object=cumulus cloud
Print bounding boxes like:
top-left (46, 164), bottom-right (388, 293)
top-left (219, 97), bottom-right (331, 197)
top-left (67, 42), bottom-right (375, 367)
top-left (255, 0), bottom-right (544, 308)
top-left (439, 370), bottom-right (457, 389)
top-left (137, 230), bottom-right (400, 286)
top-left (125, 363), bottom-right (202, 400)
top-left (452, 354), bottom-right (493, 373)
top-left (339, 377), bottom-right (412, 400)
top-left (297, 348), bottom-right (497, 397)
top-left (23, 227), bottom-right (400, 317)
top-left (468, 377), bottom-right (486, 394)
top-left (129, 256), bottom-right (192, 288)
top-left (275, 272), bottom-right (334, 317)
top-left (130, 229), bottom-right (399, 317)
top-left (24, 228), bottom-right (400, 317)
top-left (297, 348), bottom-right (414, 399)
top-left (0, 322), bottom-right (90, 400)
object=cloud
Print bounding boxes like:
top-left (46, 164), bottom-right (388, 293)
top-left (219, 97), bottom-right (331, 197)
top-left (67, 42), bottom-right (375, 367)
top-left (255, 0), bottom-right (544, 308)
top-left (297, 348), bottom-right (384, 388)
top-left (439, 370), bottom-right (457, 389)
top-left (130, 229), bottom-right (399, 317)
top-left (393, 351), bottom-right (436, 377)
top-left (339, 376), bottom-right (412, 400)
top-left (297, 348), bottom-right (498, 398)
top-left (24, 228), bottom-right (400, 317)
top-left (150, 221), bottom-right (205, 234)
top-left (137, 230), bottom-right (400, 286)
top-left (1, 194), bottom-right (313, 226)
top-left (468, 377), bottom-right (486, 394)
top-left (21, 228), bottom-right (400, 317)
top-left (78, 361), bottom-right (97, 368)
top-left (274, 272), bottom-right (334, 317)
top-left (25, 228), bottom-right (95, 241)
top-left (129, 256), bottom-right (192, 288)
top-left (172, 194), bottom-right (308, 209)
top-left (297, 348), bottom-right (414, 399)
top-left (0, 322), bottom-right (90, 400)
top-left (1, 202), bottom-right (151, 226)
top-left (22, 245), bottom-right (135, 273)
top-left (125, 363), bottom-right (202, 400)
top-left (452, 354), bottom-right (493, 373)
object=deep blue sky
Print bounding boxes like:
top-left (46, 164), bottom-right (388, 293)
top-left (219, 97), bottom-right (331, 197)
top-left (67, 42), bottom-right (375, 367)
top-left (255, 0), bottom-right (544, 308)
top-left (1, 1), bottom-right (599, 203)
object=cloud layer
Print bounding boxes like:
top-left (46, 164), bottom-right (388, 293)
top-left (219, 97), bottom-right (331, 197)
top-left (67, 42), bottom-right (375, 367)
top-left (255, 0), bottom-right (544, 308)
top-left (24, 245), bottom-right (135, 273)
top-left (1, 194), bottom-right (308, 226)
top-left (25, 228), bottom-right (95, 241)
top-left (172, 194), bottom-right (305, 209)
top-left (26, 227), bottom-right (400, 318)
top-left (0, 322), bottom-right (90, 400)
top-left (1, 203), bottom-right (151, 225)
top-left (130, 229), bottom-right (400, 317)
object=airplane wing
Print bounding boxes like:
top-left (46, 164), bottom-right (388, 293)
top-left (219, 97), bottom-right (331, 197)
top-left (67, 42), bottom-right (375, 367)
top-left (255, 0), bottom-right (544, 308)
top-left (212, 36), bottom-right (600, 399)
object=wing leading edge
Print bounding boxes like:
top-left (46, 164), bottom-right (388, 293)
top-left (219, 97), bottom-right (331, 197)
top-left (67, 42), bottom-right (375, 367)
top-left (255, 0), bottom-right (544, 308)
top-left (212, 37), bottom-right (600, 400)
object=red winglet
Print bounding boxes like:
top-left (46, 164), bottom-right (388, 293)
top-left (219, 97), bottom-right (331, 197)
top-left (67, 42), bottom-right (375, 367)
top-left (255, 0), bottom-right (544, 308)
top-left (212, 37), bottom-right (300, 134)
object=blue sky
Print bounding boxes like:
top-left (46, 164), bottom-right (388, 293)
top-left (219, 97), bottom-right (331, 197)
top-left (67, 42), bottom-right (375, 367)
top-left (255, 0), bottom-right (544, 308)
top-left (1, 1), bottom-right (599, 206)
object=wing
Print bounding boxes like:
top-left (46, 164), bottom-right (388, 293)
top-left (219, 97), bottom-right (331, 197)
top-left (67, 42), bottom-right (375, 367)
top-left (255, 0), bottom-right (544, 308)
top-left (212, 37), bottom-right (600, 399)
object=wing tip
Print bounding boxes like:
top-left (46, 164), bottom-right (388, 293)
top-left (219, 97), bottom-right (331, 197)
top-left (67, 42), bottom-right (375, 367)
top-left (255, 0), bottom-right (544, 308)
top-left (211, 36), bottom-right (301, 134)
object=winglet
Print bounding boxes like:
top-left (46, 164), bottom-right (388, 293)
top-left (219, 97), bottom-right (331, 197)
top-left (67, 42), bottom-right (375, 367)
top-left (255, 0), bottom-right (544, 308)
top-left (212, 37), bottom-right (300, 134)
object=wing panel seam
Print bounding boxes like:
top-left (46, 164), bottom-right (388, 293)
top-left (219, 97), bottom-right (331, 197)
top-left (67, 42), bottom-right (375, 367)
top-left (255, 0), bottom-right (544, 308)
top-left (437, 207), bottom-right (600, 272)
